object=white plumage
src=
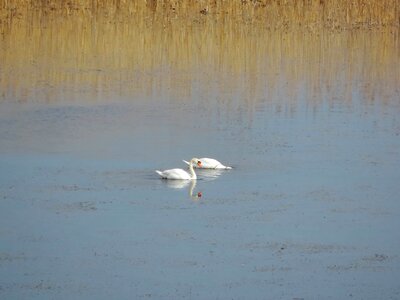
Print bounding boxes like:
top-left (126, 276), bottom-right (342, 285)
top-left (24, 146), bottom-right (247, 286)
top-left (156, 158), bottom-right (201, 180)
top-left (183, 158), bottom-right (232, 169)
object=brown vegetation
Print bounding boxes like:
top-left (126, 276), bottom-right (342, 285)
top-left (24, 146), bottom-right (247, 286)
top-left (0, 0), bottom-right (399, 30)
top-left (0, 1), bottom-right (399, 104)
top-left (1, 11), bottom-right (398, 104)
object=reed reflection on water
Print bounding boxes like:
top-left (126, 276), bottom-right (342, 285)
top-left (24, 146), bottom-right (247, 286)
top-left (1, 6), bottom-right (400, 300)
top-left (0, 10), bottom-right (399, 108)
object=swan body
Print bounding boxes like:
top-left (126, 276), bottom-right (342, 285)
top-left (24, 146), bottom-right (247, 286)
top-left (183, 158), bottom-right (232, 170)
top-left (156, 169), bottom-right (193, 180)
top-left (156, 158), bottom-right (201, 180)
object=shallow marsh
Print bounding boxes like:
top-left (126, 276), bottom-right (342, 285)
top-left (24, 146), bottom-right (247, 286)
top-left (0, 9), bottom-right (400, 300)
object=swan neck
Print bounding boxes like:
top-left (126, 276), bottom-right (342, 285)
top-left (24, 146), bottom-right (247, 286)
top-left (189, 161), bottom-right (197, 179)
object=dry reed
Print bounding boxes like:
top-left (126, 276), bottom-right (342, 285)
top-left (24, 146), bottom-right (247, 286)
top-left (0, 9), bottom-right (398, 104)
top-left (0, 0), bottom-right (399, 105)
top-left (0, 0), bottom-right (399, 30)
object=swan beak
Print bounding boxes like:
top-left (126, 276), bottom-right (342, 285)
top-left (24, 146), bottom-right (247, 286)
top-left (197, 161), bottom-right (202, 167)
top-left (197, 192), bottom-right (202, 198)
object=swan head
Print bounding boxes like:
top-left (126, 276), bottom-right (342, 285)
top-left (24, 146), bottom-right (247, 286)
top-left (190, 158), bottom-right (202, 167)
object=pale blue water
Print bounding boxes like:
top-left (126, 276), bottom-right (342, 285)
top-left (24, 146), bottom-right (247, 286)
top-left (1, 90), bottom-right (400, 299)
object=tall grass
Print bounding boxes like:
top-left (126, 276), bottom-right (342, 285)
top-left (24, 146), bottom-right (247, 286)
top-left (0, 10), bottom-right (398, 104)
top-left (1, 0), bottom-right (399, 29)
top-left (0, 0), bottom-right (398, 104)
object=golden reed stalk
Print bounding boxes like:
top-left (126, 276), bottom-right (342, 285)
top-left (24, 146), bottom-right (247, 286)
top-left (1, 0), bottom-right (399, 30)
top-left (0, 0), bottom-right (399, 104)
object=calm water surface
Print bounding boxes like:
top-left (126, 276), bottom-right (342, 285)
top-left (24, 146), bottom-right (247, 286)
top-left (0, 15), bottom-right (400, 299)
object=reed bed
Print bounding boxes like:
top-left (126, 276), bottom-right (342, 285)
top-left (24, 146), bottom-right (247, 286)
top-left (0, 10), bottom-right (398, 105)
top-left (1, 0), bottom-right (399, 30)
top-left (0, 0), bottom-right (399, 105)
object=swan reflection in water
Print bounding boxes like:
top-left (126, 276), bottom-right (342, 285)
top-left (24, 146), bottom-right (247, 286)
top-left (165, 180), bottom-right (202, 201)
top-left (195, 168), bottom-right (224, 181)
top-left (161, 169), bottom-right (224, 200)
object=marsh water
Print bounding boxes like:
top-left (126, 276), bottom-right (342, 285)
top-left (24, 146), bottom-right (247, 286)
top-left (1, 12), bottom-right (400, 299)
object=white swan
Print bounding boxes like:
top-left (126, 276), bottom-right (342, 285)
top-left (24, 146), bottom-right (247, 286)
top-left (183, 158), bottom-right (232, 169)
top-left (156, 158), bottom-right (201, 180)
